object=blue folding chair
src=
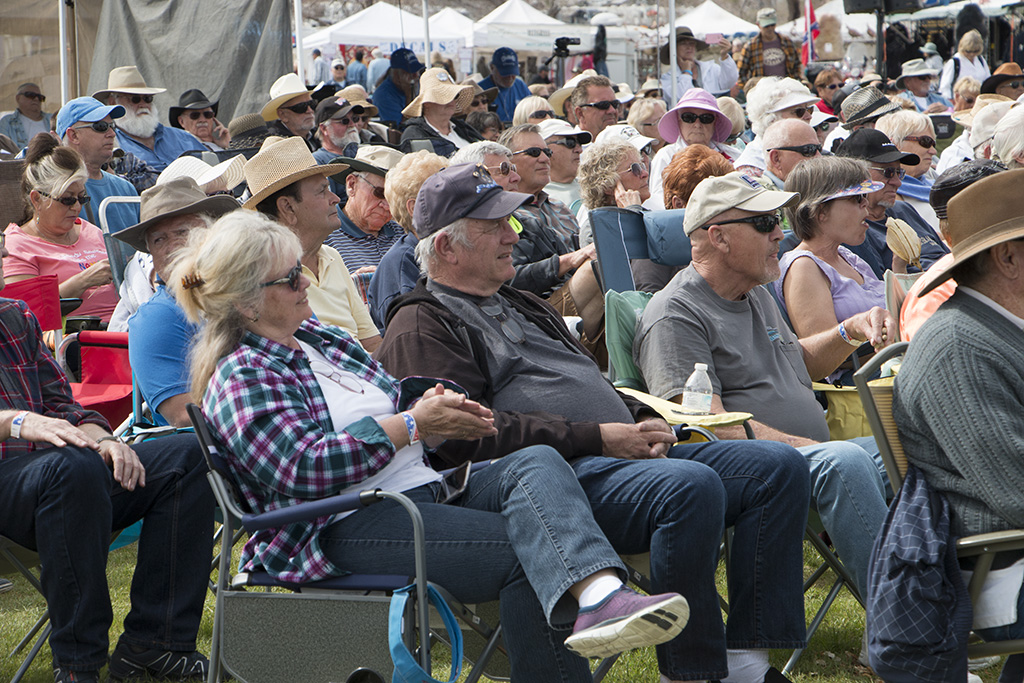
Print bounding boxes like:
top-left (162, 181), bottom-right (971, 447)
top-left (589, 207), bottom-right (691, 293)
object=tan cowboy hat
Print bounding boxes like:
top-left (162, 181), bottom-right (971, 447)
top-left (333, 144), bottom-right (405, 180)
top-left (260, 73), bottom-right (311, 122)
top-left (242, 136), bottom-right (349, 209)
top-left (92, 65), bottom-right (166, 100)
top-left (112, 177), bottom-right (239, 253)
top-left (336, 85), bottom-right (379, 116)
top-left (461, 79), bottom-right (499, 105)
top-left (549, 69), bottom-right (599, 117)
top-left (638, 77), bottom-right (662, 97)
top-left (157, 155), bottom-right (247, 195)
top-left (952, 93), bottom-right (1013, 127)
top-left (981, 62), bottom-right (1024, 94)
top-left (920, 168), bottom-right (1024, 295)
top-left (402, 68), bottom-right (474, 118)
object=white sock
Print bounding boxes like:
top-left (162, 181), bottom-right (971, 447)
top-left (722, 648), bottom-right (770, 683)
top-left (577, 574), bottom-right (624, 609)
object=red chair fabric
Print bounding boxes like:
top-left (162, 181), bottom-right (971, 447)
top-left (3, 274), bottom-right (61, 330)
top-left (70, 331), bottom-right (133, 428)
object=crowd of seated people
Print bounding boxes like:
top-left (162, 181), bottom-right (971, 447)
top-left (5, 34), bottom-right (1024, 683)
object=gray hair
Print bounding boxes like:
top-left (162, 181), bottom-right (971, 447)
top-left (512, 96), bottom-right (553, 126)
top-left (450, 141), bottom-right (513, 166)
top-left (762, 119), bottom-right (817, 153)
top-left (991, 106), bottom-right (1024, 169)
top-left (413, 217), bottom-right (475, 274)
top-left (746, 77), bottom-right (815, 138)
top-left (874, 109), bottom-right (934, 147)
top-left (497, 123), bottom-right (541, 151)
top-left (627, 98), bottom-right (667, 131)
top-left (783, 156), bottom-right (873, 240)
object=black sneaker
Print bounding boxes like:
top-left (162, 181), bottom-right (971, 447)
top-left (107, 643), bottom-right (208, 681)
top-left (54, 666), bottom-right (100, 682)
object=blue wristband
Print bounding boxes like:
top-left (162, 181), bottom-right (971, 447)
top-left (401, 411), bottom-right (419, 445)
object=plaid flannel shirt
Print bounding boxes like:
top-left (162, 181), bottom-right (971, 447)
top-left (0, 298), bottom-right (109, 460)
top-left (203, 318), bottom-right (417, 583)
top-left (736, 34), bottom-right (802, 84)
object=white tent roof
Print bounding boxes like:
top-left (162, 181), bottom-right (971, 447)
top-left (430, 7), bottom-right (475, 36)
top-left (304, 2), bottom-right (465, 55)
top-left (674, 0), bottom-right (758, 37)
top-left (777, 0), bottom-right (877, 42)
top-left (478, 0), bottom-right (563, 26)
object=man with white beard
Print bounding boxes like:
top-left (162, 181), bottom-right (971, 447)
top-left (94, 66), bottom-right (204, 173)
top-left (312, 96), bottom-right (363, 164)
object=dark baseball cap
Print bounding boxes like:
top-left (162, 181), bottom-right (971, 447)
top-left (413, 163), bottom-right (532, 239)
top-left (929, 159), bottom-right (1006, 219)
top-left (390, 48), bottom-right (425, 73)
top-left (314, 97), bottom-right (363, 126)
top-left (836, 128), bottom-right (920, 166)
top-left (491, 47), bottom-right (520, 77)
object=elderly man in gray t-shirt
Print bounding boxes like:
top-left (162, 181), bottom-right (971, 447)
top-left (635, 171), bottom-right (893, 601)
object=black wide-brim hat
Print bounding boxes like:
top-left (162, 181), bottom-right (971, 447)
top-left (170, 89), bottom-right (219, 128)
top-left (660, 27), bottom-right (708, 64)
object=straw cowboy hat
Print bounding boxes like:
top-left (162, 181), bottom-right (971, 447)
top-left (332, 145), bottom-right (405, 181)
top-left (227, 113), bottom-right (273, 150)
top-left (895, 59), bottom-right (940, 89)
top-left (402, 68), bottom-right (474, 118)
top-left (461, 79), bottom-right (498, 106)
top-left (157, 155), bottom-right (247, 195)
top-left (920, 168), bottom-right (1024, 294)
top-left (92, 65), bottom-right (167, 101)
top-left (952, 93), bottom-right (1013, 127)
top-left (112, 177), bottom-right (239, 253)
top-left (637, 77), bottom-right (662, 97)
top-left (260, 73), bottom-right (311, 122)
top-left (336, 85), bottom-right (379, 117)
top-left (241, 136), bottom-right (349, 209)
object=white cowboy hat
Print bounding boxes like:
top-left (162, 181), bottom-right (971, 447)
top-left (92, 66), bottom-right (167, 100)
top-left (260, 73), bottom-right (311, 122)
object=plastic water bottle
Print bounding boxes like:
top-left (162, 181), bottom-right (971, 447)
top-left (681, 362), bottom-right (713, 415)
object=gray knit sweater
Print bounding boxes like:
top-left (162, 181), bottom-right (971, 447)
top-left (893, 290), bottom-right (1024, 538)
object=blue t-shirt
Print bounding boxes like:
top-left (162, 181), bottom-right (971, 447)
top-left (84, 171), bottom-right (140, 234)
top-left (115, 123), bottom-right (205, 172)
top-left (372, 78), bottom-right (407, 125)
top-left (366, 232), bottom-right (419, 332)
top-left (127, 285), bottom-right (198, 426)
top-left (478, 75), bottom-right (531, 123)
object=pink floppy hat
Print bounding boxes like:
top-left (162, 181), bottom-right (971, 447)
top-left (658, 88), bottom-right (734, 145)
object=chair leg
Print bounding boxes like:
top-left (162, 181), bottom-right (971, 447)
top-left (782, 574), bottom-right (845, 675)
top-left (591, 653), bottom-right (620, 682)
top-left (11, 610), bottom-right (48, 656)
top-left (10, 622), bottom-right (52, 683)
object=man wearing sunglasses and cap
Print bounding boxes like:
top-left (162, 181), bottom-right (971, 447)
top-left (378, 163), bottom-right (811, 683)
top-left (635, 172), bottom-right (893, 623)
top-left (834, 129), bottom-right (949, 278)
top-left (0, 83), bottom-right (51, 151)
top-left (94, 66), bottom-right (205, 172)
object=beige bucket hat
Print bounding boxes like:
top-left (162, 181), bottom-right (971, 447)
top-left (402, 68), bottom-right (474, 118)
top-left (92, 66), bottom-right (167, 101)
top-left (260, 73), bottom-right (312, 122)
top-left (242, 136), bottom-right (349, 209)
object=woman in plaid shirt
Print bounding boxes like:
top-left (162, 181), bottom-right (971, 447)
top-left (171, 209), bottom-right (690, 678)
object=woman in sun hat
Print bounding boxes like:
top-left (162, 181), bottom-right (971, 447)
top-left (647, 87), bottom-right (737, 209)
top-left (398, 68), bottom-right (483, 157)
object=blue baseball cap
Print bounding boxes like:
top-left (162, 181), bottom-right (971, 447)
top-left (56, 96), bottom-right (125, 139)
top-left (491, 47), bottom-right (520, 77)
top-left (390, 48), bottom-right (425, 74)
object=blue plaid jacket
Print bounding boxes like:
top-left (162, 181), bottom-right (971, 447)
top-left (203, 318), bottom-right (421, 583)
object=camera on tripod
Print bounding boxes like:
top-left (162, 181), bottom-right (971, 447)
top-left (553, 36), bottom-right (581, 58)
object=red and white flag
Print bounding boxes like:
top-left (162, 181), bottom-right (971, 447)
top-left (803, 0), bottom-right (820, 65)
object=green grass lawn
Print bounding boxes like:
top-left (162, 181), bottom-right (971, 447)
top-left (1, 542), bottom-right (1008, 682)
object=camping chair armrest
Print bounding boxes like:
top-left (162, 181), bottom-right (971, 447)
top-left (957, 529), bottom-right (1024, 558)
top-left (241, 490), bottom-right (386, 533)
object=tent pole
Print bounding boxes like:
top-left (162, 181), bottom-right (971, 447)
top-left (423, 0), bottom-right (432, 68)
top-left (58, 0), bottom-right (70, 105)
top-left (668, 0), bottom-right (677, 104)
top-left (294, 0), bottom-right (305, 83)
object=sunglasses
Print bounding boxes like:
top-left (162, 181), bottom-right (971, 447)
top-left (1003, 81), bottom-right (1024, 89)
top-left (871, 166), bottom-right (907, 180)
top-left (813, 121), bottom-right (833, 132)
top-left (126, 95), bottom-right (154, 104)
top-left (188, 110), bottom-right (215, 120)
top-left (904, 135), bottom-right (935, 149)
top-left (530, 110), bottom-right (556, 120)
top-left (825, 83), bottom-right (841, 90)
top-left (282, 100), bottom-right (315, 114)
top-left (486, 161), bottom-right (517, 177)
top-left (357, 115), bottom-right (372, 123)
top-left (261, 261), bottom-right (303, 291)
top-left (679, 112), bottom-right (716, 125)
top-left (699, 213), bottom-right (780, 233)
top-left (771, 143), bottom-right (822, 158)
top-left (549, 138), bottom-right (580, 150)
top-left (471, 97), bottom-right (488, 107)
top-left (357, 174), bottom-right (387, 200)
top-left (21, 91), bottom-right (45, 102)
top-left (581, 100), bottom-right (619, 111)
top-left (38, 190), bottom-right (90, 207)
top-left (619, 162), bottom-right (648, 178)
top-left (479, 301), bottom-right (525, 344)
top-left (330, 116), bottom-right (352, 125)
top-left (512, 146), bottom-right (553, 158)
top-left (73, 121), bottom-right (113, 133)
top-left (788, 107), bottom-right (812, 119)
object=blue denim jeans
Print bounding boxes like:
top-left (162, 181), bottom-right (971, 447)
top-left (0, 433), bottom-right (214, 671)
top-left (571, 439), bottom-right (810, 681)
top-left (798, 437), bottom-right (890, 599)
top-left (319, 445), bottom-right (625, 682)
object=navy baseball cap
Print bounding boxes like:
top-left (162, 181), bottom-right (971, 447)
top-left (413, 163), bottom-right (531, 239)
top-left (56, 96), bottom-right (125, 139)
top-left (491, 47), bottom-right (520, 77)
top-left (390, 48), bottom-right (425, 74)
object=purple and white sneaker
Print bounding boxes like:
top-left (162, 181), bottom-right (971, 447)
top-left (564, 586), bottom-right (689, 659)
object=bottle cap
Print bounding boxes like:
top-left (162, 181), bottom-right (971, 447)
top-left (695, 362), bottom-right (708, 371)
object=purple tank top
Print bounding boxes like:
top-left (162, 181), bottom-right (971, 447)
top-left (774, 246), bottom-right (885, 323)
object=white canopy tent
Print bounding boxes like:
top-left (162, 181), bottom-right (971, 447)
top-left (304, 2), bottom-right (465, 58)
top-left (430, 7), bottom-right (475, 46)
top-left (473, 0), bottom-right (594, 54)
top-left (671, 0), bottom-right (758, 37)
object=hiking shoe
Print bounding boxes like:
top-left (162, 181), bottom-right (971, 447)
top-left (564, 586), bottom-right (689, 659)
top-left (107, 643), bottom-right (208, 681)
top-left (53, 666), bottom-right (100, 682)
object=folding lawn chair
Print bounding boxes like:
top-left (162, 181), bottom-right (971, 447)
top-left (590, 207), bottom-right (691, 294)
